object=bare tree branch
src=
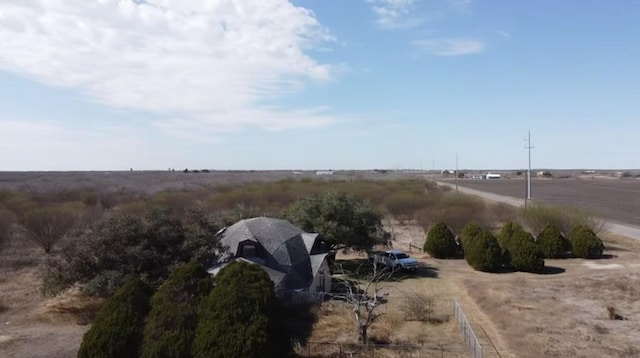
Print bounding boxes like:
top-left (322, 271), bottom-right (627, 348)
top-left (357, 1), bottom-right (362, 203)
top-left (333, 259), bottom-right (393, 344)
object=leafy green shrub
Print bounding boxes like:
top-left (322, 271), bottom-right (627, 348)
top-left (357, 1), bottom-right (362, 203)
top-left (536, 225), bottom-right (570, 258)
top-left (463, 231), bottom-right (502, 272)
top-left (43, 210), bottom-right (224, 297)
top-left (78, 275), bottom-right (154, 358)
top-left (508, 231), bottom-right (545, 273)
top-left (285, 192), bottom-right (389, 251)
top-left (423, 222), bottom-right (457, 259)
top-left (568, 225), bottom-right (604, 259)
top-left (140, 262), bottom-right (213, 358)
top-left (192, 261), bottom-right (291, 358)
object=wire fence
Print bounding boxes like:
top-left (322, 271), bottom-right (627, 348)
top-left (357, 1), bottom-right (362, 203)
top-left (290, 294), bottom-right (485, 358)
top-left (298, 342), bottom-right (468, 358)
top-left (453, 300), bottom-right (483, 358)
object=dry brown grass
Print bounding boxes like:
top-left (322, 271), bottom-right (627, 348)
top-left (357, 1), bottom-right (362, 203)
top-left (461, 250), bottom-right (640, 358)
top-left (601, 232), bottom-right (640, 253)
top-left (40, 285), bottom-right (105, 325)
top-left (301, 297), bottom-right (466, 357)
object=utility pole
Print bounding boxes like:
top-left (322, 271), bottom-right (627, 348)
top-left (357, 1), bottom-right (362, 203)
top-left (432, 159), bottom-right (435, 183)
top-left (455, 152), bottom-right (459, 193)
top-left (525, 131), bottom-right (534, 206)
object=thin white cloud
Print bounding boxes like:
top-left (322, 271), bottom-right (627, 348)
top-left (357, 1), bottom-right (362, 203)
top-left (367, 0), bottom-right (420, 29)
top-left (447, 0), bottom-right (472, 10)
top-left (413, 38), bottom-right (484, 56)
top-left (0, 0), bottom-right (335, 135)
top-left (498, 30), bottom-right (511, 39)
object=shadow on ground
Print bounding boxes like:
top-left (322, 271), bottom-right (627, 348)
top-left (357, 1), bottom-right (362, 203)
top-left (282, 303), bottom-right (316, 346)
top-left (333, 259), bottom-right (439, 281)
top-left (540, 265), bottom-right (566, 275)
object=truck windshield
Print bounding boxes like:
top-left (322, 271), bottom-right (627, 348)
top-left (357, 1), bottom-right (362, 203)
top-left (395, 253), bottom-right (409, 259)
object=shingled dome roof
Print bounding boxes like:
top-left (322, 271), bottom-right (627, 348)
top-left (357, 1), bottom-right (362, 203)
top-left (219, 217), bottom-right (315, 290)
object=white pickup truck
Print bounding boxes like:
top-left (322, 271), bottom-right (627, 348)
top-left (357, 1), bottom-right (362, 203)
top-left (368, 250), bottom-right (419, 271)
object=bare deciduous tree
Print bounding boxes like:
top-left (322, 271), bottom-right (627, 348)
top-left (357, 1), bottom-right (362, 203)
top-left (20, 204), bottom-right (79, 254)
top-left (335, 260), bottom-right (391, 345)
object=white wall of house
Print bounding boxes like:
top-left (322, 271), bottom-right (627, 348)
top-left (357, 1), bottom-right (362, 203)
top-left (310, 259), bottom-right (332, 293)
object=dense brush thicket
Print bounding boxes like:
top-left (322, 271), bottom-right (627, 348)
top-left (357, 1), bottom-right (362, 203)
top-left (423, 222), bottom-right (458, 259)
top-left (43, 209), bottom-right (224, 297)
top-left (140, 262), bottom-right (213, 358)
top-left (569, 225), bottom-right (604, 259)
top-left (78, 275), bottom-right (154, 358)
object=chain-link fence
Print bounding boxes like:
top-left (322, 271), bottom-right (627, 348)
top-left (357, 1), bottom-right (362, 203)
top-left (453, 300), bottom-right (482, 358)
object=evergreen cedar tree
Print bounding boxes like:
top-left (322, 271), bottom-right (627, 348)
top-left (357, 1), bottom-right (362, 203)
top-left (460, 222), bottom-right (483, 249)
top-left (191, 261), bottom-right (292, 358)
top-left (424, 222), bottom-right (458, 259)
top-left (497, 221), bottom-right (525, 253)
top-left (285, 191), bottom-right (389, 251)
top-left (140, 261), bottom-right (213, 358)
top-left (508, 231), bottom-right (545, 273)
top-left (463, 231), bottom-right (502, 272)
top-left (78, 275), bottom-right (154, 358)
top-left (496, 221), bottom-right (527, 265)
top-left (568, 225), bottom-right (604, 259)
top-left (536, 225), bottom-right (570, 259)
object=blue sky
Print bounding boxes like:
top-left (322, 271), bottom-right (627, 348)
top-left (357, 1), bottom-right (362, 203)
top-left (1, 0), bottom-right (639, 171)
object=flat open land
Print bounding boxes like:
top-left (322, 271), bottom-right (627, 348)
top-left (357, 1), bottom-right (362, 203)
top-left (390, 225), bottom-right (640, 358)
top-left (0, 170), bottom-right (423, 195)
top-left (3, 171), bottom-right (640, 357)
top-left (2, 217), bottom-right (640, 357)
top-left (443, 178), bottom-right (640, 227)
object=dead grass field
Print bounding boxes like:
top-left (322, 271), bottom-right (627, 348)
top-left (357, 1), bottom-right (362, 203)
top-left (382, 221), bottom-right (640, 357)
top-left (447, 177), bottom-right (640, 226)
top-left (0, 170), bottom-right (424, 195)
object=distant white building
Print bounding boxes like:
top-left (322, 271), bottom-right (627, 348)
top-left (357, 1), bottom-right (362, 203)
top-left (486, 173), bottom-right (501, 179)
top-left (315, 170), bottom-right (334, 176)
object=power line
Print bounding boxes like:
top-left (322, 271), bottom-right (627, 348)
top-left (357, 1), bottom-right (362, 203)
top-left (455, 152), bottom-right (459, 193)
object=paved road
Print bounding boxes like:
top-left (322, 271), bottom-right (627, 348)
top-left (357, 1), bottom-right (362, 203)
top-left (437, 181), bottom-right (640, 241)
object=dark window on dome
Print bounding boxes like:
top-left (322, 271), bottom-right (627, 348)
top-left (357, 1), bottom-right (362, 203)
top-left (242, 244), bottom-right (257, 257)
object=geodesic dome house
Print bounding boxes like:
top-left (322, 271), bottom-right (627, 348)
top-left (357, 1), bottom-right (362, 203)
top-left (209, 217), bottom-right (332, 293)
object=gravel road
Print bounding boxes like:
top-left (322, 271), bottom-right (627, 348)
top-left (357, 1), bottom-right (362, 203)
top-left (437, 181), bottom-right (640, 241)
